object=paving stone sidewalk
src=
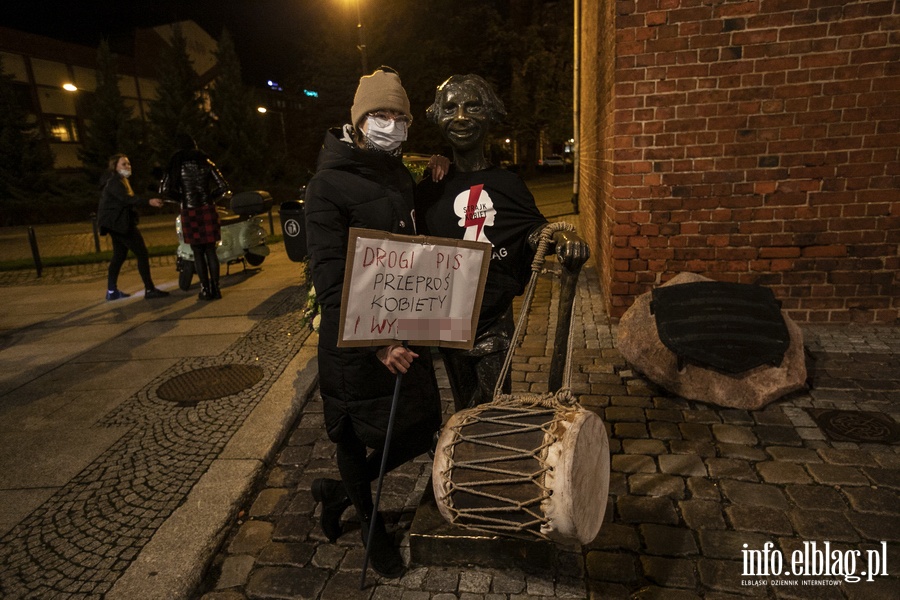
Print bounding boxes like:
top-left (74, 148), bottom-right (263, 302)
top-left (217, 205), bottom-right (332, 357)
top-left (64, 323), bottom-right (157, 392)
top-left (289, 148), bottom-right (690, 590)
top-left (0, 240), bottom-right (318, 600)
top-left (194, 259), bottom-right (900, 599)
top-left (13, 186), bottom-right (891, 599)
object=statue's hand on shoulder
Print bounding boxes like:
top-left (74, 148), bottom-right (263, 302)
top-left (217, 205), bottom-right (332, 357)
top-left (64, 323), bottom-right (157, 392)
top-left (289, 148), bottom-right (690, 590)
top-left (427, 155), bottom-right (451, 182)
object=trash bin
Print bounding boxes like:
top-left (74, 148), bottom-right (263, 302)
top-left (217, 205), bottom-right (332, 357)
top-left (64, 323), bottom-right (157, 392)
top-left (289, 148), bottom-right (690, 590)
top-left (280, 200), bottom-right (307, 262)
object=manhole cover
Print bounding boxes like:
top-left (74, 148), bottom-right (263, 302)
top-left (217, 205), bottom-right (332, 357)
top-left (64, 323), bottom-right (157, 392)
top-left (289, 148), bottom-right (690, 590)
top-left (809, 409), bottom-right (900, 444)
top-left (157, 364), bottom-right (264, 405)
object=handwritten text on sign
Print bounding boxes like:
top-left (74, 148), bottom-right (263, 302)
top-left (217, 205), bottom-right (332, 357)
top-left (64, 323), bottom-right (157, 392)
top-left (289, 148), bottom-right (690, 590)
top-left (338, 228), bottom-right (490, 349)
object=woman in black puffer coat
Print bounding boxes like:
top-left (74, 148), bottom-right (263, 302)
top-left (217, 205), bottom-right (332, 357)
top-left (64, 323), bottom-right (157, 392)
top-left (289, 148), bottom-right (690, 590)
top-left (160, 134), bottom-right (231, 300)
top-left (304, 68), bottom-right (442, 580)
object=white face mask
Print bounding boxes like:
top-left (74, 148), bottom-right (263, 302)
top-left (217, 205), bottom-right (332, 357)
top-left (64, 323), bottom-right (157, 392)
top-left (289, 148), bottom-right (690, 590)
top-left (365, 117), bottom-right (407, 151)
top-left (117, 168), bottom-right (132, 178)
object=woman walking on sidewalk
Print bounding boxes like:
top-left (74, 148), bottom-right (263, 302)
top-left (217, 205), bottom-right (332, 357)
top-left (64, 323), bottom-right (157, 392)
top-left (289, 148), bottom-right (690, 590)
top-left (97, 154), bottom-right (170, 301)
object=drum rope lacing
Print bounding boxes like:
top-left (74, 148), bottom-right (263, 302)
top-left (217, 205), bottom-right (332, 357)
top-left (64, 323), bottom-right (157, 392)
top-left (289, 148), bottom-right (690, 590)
top-left (439, 404), bottom-right (571, 540)
top-left (437, 222), bottom-right (581, 541)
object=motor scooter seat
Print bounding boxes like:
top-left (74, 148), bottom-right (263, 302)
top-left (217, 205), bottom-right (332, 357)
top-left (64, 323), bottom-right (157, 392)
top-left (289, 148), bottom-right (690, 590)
top-left (231, 190), bottom-right (274, 216)
top-left (219, 213), bottom-right (249, 227)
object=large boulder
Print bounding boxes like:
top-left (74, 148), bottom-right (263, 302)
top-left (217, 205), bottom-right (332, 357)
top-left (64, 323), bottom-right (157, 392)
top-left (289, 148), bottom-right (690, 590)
top-left (616, 273), bottom-right (807, 410)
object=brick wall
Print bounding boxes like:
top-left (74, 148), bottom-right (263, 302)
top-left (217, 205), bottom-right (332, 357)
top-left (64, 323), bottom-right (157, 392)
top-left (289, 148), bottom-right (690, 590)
top-left (579, 0), bottom-right (899, 323)
top-left (579, 0), bottom-right (616, 290)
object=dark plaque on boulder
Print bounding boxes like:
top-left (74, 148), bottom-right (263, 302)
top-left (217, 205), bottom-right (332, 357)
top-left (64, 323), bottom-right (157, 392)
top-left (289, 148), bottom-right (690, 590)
top-left (650, 281), bottom-right (790, 375)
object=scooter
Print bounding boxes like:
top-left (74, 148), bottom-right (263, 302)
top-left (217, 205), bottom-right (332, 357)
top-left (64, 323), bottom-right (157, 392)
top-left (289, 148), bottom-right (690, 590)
top-left (175, 190), bottom-right (273, 291)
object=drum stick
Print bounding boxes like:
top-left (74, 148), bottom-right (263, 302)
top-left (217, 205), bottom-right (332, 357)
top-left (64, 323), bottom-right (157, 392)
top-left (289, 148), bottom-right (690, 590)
top-left (359, 343), bottom-right (406, 589)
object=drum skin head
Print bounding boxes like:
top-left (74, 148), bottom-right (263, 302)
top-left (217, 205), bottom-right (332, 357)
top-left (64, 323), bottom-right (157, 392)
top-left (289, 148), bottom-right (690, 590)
top-left (541, 409), bottom-right (609, 544)
top-left (433, 404), bottom-right (610, 545)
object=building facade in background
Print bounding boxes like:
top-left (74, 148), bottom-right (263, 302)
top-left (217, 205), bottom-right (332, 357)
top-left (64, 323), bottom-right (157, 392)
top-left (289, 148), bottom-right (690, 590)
top-left (578, 0), bottom-right (898, 323)
top-left (0, 21), bottom-right (219, 172)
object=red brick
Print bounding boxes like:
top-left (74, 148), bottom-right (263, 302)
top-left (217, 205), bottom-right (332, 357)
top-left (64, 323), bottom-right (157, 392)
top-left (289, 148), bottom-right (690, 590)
top-left (759, 247), bottom-right (801, 258)
top-left (781, 24), bottom-right (830, 41)
top-left (875, 309), bottom-right (899, 321)
top-left (801, 52), bottom-right (850, 71)
top-left (828, 271), bottom-right (873, 285)
top-left (760, 0), bottom-right (805, 13)
top-left (801, 245), bottom-right (848, 258)
top-left (612, 247), bottom-right (638, 259)
top-left (851, 48), bottom-right (898, 65)
top-left (801, 298), bottom-right (846, 310)
top-left (769, 259), bottom-right (796, 271)
top-left (646, 11), bottom-right (667, 26)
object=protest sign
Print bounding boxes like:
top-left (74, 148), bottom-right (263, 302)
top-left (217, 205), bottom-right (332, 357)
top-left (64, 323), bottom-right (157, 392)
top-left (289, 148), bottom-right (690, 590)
top-left (338, 228), bottom-right (491, 349)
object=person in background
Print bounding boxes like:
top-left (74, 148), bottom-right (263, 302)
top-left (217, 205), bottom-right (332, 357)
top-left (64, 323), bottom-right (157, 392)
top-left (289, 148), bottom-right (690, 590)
top-left (160, 134), bottom-right (231, 300)
top-left (97, 153), bottom-right (170, 301)
top-left (416, 73), bottom-right (590, 410)
top-left (304, 67), bottom-right (445, 580)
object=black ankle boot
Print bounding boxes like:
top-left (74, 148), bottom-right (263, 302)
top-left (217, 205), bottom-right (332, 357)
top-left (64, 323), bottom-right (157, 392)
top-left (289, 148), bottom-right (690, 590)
top-left (311, 478), bottom-right (351, 542)
top-left (198, 285), bottom-right (212, 301)
top-left (210, 279), bottom-right (222, 299)
top-left (360, 513), bottom-right (405, 579)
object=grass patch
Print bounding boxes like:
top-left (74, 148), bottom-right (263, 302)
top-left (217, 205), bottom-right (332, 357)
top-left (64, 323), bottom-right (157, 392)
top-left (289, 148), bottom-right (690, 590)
top-left (0, 235), bottom-right (284, 272)
top-left (0, 244), bottom-right (181, 272)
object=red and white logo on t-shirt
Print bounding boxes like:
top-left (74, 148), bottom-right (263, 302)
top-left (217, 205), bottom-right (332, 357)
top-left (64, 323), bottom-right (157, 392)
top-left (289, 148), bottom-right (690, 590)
top-left (454, 184), bottom-right (495, 244)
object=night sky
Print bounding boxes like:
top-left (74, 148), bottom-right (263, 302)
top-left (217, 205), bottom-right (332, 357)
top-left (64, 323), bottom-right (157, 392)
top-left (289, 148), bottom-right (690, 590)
top-left (1, 0), bottom-right (335, 85)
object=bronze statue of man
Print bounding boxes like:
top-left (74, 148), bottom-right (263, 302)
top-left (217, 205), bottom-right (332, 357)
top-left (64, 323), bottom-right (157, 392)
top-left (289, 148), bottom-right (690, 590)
top-left (415, 74), bottom-right (590, 410)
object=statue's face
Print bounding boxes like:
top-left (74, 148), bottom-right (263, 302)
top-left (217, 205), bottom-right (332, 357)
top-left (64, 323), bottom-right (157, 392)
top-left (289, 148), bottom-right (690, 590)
top-left (436, 82), bottom-right (490, 152)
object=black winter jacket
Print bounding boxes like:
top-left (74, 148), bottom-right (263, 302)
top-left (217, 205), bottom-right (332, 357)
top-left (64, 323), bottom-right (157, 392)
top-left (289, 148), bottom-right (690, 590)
top-left (159, 149), bottom-right (230, 209)
top-left (97, 174), bottom-right (150, 236)
top-left (305, 127), bottom-right (441, 447)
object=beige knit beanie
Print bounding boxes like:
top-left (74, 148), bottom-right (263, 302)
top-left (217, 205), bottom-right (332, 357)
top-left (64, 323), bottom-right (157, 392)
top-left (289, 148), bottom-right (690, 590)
top-left (350, 68), bottom-right (412, 129)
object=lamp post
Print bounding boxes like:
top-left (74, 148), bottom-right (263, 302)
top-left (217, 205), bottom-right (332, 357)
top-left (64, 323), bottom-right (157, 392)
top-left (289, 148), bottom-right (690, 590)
top-left (60, 82), bottom-right (82, 147)
top-left (352, 0), bottom-right (368, 74)
top-left (64, 82), bottom-right (99, 249)
top-left (257, 106), bottom-right (287, 153)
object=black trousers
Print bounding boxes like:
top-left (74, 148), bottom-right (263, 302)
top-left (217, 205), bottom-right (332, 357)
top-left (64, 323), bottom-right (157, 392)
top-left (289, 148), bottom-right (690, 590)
top-left (333, 418), bottom-right (433, 522)
top-left (191, 243), bottom-right (219, 286)
top-left (107, 227), bottom-right (154, 291)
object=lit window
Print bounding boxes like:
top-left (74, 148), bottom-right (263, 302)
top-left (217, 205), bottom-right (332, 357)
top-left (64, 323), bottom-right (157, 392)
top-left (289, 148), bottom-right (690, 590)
top-left (45, 115), bottom-right (80, 142)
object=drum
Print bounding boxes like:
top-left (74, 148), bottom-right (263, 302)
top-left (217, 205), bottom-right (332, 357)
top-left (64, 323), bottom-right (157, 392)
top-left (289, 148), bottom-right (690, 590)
top-left (432, 394), bottom-right (610, 545)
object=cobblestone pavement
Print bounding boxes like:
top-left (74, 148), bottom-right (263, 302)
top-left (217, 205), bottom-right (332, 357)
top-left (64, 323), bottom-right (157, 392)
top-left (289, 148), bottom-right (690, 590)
top-left (193, 259), bottom-right (899, 599)
top-left (4, 184), bottom-right (895, 599)
top-left (0, 283), bottom-right (312, 598)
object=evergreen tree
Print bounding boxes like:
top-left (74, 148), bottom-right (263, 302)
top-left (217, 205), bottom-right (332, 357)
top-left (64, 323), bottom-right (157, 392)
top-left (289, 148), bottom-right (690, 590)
top-left (506, 0), bottom-right (574, 170)
top-left (0, 55), bottom-right (55, 225)
top-left (368, 0), bottom-right (507, 154)
top-left (289, 8), bottom-right (360, 168)
top-left (291, 0), bottom-right (507, 160)
top-left (147, 23), bottom-right (209, 169)
top-left (77, 40), bottom-right (133, 185)
top-left (208, 28), bottom-right (270, 189)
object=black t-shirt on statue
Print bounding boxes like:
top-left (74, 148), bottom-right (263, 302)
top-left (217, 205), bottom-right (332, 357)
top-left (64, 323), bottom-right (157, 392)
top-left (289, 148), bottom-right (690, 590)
top-left (415, 166), bottom-right (547, 335)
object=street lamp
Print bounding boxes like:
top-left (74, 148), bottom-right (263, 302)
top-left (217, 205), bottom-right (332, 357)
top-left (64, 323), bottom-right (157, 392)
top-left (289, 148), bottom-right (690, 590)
top-left (257, 106), bottom-right (287, 153)
top-left (346, 0), bottom-right (368, 74)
